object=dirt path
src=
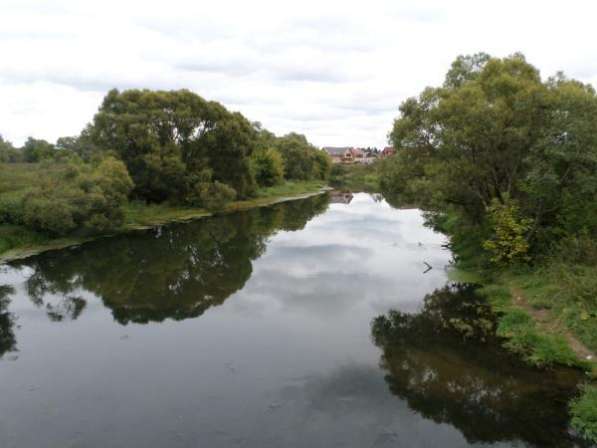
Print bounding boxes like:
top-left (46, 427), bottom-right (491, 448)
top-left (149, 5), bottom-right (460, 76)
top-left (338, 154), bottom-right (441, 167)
top-left (511, 287), bottom-right (595, 363)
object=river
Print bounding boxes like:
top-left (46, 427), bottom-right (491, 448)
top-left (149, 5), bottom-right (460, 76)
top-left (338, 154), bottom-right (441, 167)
top-left (0, 193), bottom-right (587, 447)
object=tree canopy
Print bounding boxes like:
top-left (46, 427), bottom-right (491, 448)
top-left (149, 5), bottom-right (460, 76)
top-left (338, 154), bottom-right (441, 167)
top-left (0, 88), bottom-right (330, 240)
top-left (89, 89), bottom-right (257, 202)
top-left (380, 53), bottom-right (597, 263)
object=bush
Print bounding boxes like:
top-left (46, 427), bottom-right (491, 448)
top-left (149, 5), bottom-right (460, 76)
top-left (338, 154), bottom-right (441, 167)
top-left (274, 133), bottom-right (330, 181)
top-left (7, 158), bottom-right (134, 236)
top-left (23, 196), bottom-right (76, 235)
top-left (251, 148), bottom-right (284, 187)
top-left (0, 194), bottom-right (25, 225)
top-left (571, 385), bottom-right (597, 444)
top-left (311, 149), bottom-right (332, 180)
top-left (483, 199), bottom-right (533, 265)
top-left (195, 181), bottom-right (236, 211)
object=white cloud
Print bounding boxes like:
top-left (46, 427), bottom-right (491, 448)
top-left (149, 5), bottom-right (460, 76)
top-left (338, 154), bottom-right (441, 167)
top-left (1, 0), bottom-right (596, 147)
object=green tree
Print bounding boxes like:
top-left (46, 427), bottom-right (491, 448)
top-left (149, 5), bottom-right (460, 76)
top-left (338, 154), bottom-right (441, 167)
top-left (0, 135), bottom-right (22, 163)
top-left (274, 132), bottom-right (329, 180)
top-left (482, 199), bottom-right (533, 265)
top-left (522, 75), bottom-right (597, 244)
top-left (383, 53), bottom-right (597, 260)
top-left (202, 111), bottom-right (257, 198)
top-left (311, 149), bottom-right (332, 180)
top-left (22, 137), bottom-right (56, 163)
top-left (88, 89), bottom-right (257, 202)
top-left (251, 148), bottom-right (285, 187)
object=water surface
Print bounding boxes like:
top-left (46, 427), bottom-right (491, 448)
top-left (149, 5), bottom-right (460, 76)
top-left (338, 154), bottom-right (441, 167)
top-left (0, 193), bottom-right (585, 447)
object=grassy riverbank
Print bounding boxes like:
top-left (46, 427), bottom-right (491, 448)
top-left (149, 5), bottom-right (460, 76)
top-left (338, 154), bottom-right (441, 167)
top-left (449, 246), bottom-right (597, 441)
top-left (0, 180), bottom-right (328, 262)
top-left (480, 268), bottom-right (596, 442)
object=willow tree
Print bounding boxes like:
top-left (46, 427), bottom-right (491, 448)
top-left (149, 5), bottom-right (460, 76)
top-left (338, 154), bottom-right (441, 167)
top-left (89, 89), bottom-right (257, 202)
top-left (383, 53), bottom-right (597, 258)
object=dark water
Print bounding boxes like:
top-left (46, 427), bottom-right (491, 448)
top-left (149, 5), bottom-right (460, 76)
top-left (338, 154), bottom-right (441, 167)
top-left (0, 193), bottom-right (587, 447)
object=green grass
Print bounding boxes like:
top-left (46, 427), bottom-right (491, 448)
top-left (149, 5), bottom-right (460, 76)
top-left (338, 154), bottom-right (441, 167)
top-left (571, 385), bottom-right (597, 444)
top-left (440, 207), bottom-right (596, 371)
top-left (479, 285), bottom-right (586, 368)
top-left (254, 180), bottom-right (326, 199)
top-left (507, 264), bottom-right (597, 354)
top-left (498, 309), bottom-right (581, 367)
top-left (122, 181), bottom-right (326, 229)
top-left (446, 267), bottom-right (483, 284)
top-left (0, 224), bottom-right (50, 254)
top-left (0, 162), bottom-right (69, 194)
top-left (123, 202), bottom-right (211, 228)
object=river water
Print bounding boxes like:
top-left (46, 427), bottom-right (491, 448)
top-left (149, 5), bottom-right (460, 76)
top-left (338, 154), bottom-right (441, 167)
top-left (0, 193), bottom-right (587, 447)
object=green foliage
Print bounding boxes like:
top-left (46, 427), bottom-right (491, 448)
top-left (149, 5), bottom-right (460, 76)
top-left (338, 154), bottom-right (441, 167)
top-left (274, 133), bottom-right (330, 181)
top-left (1, 90), bottom-right (328, 254)
top-left (88, 89), bottom-right (256, 201)
top-left (204, 111), bottom-right (258, 198)
top-left (478, 284), bottom-right (511, 311)
top-left (55, 133), bottom-right (99, 161)
top-left (194, 181), bottom-right (237, 211)
top-left (496, 308), bottom-right (580, 368)
top-left (0, 193), bottom-right (26, 224)
top-left (477, 280), bottom-right (593, 371)
top-left (22, 137), bottom-right (56, 162)
top-left (483, 199), bottom-right (533, 265)
top-left (0, 135), bottom-right (22, 163)
top-left (0, 158), bottom-right (133, 237)
top-left (251, 148), bottom-right (285, 187)
top-left (383, 52), bottom-right (597, 263)
top-left (571, 385), bottom-right (597, 443)
top-left (511, 263), bottom-right (597, 353)
top-left (0, 224), bottom-right (50, 255)
top-left (255, 180), bottom-right (325, 199)
top-left (311, 148), bottom-right (332, 180)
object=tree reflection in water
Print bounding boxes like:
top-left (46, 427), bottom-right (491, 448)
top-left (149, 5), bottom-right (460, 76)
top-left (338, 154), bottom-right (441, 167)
top-left (371, 283), bottom-right (586, 447)
top-left (12, 195), bottom-right (329, 325)
top-left (0, 284), bottom-right (17, 359)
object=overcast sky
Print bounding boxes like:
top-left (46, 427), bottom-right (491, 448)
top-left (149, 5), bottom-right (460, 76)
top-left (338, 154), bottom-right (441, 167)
top-left (1, 0), bottom-right (596, 148)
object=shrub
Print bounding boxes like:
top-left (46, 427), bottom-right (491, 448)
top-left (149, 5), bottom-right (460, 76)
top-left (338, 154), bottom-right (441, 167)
top-left (483, 199), bottom-right (533, 265)
top-left (194, 181), bottom-right (237, 211)
top-left (0, 194), bottom-right (25, 225)
top-left (311, 150), bottom-right (332, 180)
top-left (571, 385), bottom-right (597, 444)
top-left (12, 158), bottom-right (134, 236)
top-left (251, 148), bottom-right (284, 187)
top-left (275, 133), bottom-right (329, 181)
top-left (23, 195), bottom-right (76, 235)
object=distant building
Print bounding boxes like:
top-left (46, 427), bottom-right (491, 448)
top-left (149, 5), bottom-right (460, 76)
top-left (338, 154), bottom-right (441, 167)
top-left (362, 148), bottom-right (379, 165)
top-left (322, 147), bottom-right (354, 164)
top-left (381, 146), bottom-right (396, 158)
top-left (323, 146), bottom-right (383, 164)
top-left (350, 148), bottom-right (365, 162)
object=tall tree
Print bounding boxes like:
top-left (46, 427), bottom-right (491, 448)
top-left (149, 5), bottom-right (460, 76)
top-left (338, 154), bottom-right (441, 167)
top-left (89, 89), bottom-right (258, 201)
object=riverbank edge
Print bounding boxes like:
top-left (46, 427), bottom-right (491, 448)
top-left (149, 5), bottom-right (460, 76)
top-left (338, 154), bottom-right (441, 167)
top-left (0, 184), bottom-right (332, 264)
top-left (450, 263), bottom-right (597, 443)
